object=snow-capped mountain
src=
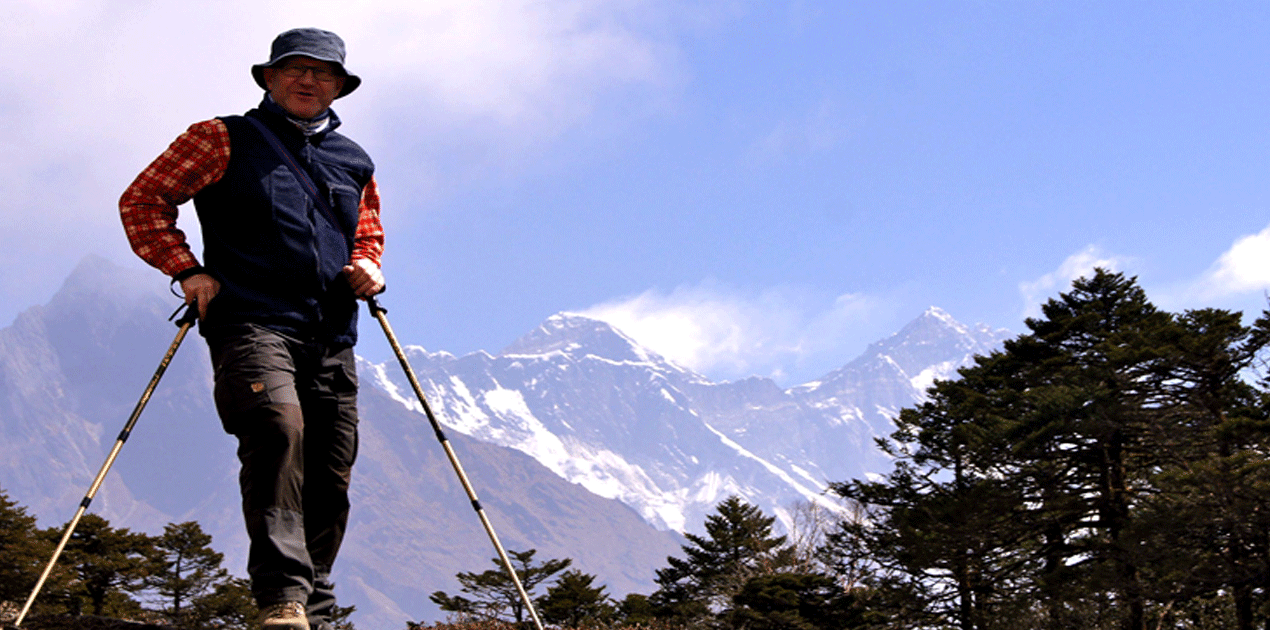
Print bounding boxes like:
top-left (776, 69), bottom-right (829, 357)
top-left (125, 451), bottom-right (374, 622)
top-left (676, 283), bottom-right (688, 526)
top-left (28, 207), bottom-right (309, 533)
top-left (366, 306), bottom-right (1009, 534)
top-left (0, 257), bottom-right (1008, 627)
top-left (795, 307), bottom-right (1011, 436)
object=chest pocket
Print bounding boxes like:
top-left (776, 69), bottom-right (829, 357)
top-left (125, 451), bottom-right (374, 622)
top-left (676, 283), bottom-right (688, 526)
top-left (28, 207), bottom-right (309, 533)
top-left (327, 182), bottom-right (362, 239)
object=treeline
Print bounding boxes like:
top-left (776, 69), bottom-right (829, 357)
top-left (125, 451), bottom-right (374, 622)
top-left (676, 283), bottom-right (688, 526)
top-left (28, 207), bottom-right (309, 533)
top-left (0, 494), bottom-right (353, 629)
top-left (419, 497), bottom-right (871, 630)
top-left (419, 270), bottom-right (1270, 630)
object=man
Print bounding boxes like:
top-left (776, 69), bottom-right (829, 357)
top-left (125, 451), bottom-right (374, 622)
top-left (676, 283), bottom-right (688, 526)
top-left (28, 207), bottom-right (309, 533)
top-left (120, 28), bottom-right (384, 630)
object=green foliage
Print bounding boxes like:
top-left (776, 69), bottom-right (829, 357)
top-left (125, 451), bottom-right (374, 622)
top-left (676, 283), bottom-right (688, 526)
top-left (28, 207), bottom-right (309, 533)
top-left (832, 270), bottom-right (1270, 630)
top-left (650, 495), bottom-right (791, 621)
top-left (538, 569), bottom-right (615, 628)
top-left (430, 549), bottom-right (570, 624)
top-left (615, 592), bottom-right (656, 626)
top-left (0, 492), bottom-right (263, 629)
top-left (405, 616), bottom-right (696, 630)
top-left (184, 576), bottom-right (258, 629)
top-left (407, 621), bottom-right (526, 630)
top-left (726, 572), bottom-right (878, 630)
top-left (425, 495), bottom-right (859, 630)
top-left (147, 520), bottom-right (242, 628)
top-left (331, 603), bottom-right (358, 630)
top-left (0, 488), bottom-right (61, 606)
top-left (53, 513), bottom-right (160, 617)
top-left (645, 495), bottom-right (860, 630)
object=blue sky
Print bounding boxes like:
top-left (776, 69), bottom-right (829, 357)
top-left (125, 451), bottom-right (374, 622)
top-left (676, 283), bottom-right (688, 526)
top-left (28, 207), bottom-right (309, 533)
top-left (5, 1), bottom-right (1270, 386)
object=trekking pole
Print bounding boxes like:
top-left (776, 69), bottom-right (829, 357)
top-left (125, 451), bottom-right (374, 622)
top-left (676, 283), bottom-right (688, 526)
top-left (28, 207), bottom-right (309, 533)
top-left (366, 296), bottom-right (547, 630)
top-left (15, 303), bottom-right (200, 628)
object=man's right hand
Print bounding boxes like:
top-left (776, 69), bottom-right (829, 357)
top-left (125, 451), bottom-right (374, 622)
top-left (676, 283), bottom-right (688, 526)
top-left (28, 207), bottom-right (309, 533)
top-left (180, 273), bottom-right (221, 320)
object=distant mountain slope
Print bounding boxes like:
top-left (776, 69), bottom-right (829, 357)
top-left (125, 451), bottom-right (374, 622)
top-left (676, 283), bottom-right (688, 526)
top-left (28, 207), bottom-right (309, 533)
top-left (366, 308), bottom-right (1009, 534)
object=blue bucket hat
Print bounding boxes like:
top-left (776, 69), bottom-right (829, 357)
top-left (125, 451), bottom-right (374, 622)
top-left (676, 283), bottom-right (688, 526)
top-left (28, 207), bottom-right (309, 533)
top-left (252, 28), bottom-right (361, 98)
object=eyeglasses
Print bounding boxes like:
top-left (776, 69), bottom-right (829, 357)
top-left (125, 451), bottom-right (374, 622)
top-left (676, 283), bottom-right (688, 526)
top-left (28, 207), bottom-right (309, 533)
top-left (278, 63), bottom-right (341, 83)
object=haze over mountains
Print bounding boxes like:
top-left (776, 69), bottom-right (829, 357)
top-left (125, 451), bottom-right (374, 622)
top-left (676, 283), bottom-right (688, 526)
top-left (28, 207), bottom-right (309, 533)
top-left (0, 257), bottom-right (1007, 627)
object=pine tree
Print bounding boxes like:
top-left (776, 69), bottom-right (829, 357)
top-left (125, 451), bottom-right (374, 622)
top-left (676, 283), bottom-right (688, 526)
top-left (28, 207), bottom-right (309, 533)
top-left (537, 569), bottom-right (614, 628)
top-left (832, 394), bottom-right (1035, 630)
top-left (1128, 307), bottom-right (1270, 630)
top-left (53, 513), bottom-right (159, 617)
top-left (430, 549), bottom-right (570, 624)
top-left (330, 603), bottom-right (358, 630)
top-left (1014, 270), bottom-right (1179, 630)
top-left (185, 576), bottom-right (258, 630)
top-left (830, 271), bottom-right (1270, 630)
top-left (650, 496), bottom-right (793, 624)
top-left (0, 488), bottom-right (52, 603)
top-left (726, 572), bottom-right (876, 630)
top-left (615, 592), bottom-right (656, 625)
top-left (147, 521), bottom-right (232, 628)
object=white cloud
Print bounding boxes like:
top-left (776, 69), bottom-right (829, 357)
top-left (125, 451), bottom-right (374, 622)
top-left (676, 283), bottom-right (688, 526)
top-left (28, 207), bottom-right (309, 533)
top-left (1019, 245), bottom-right (1127, 319)
top-left (576, 282), bottom-right (886, 384)
top-left (1194, 224), bottom-right (1270, 298)
top-left (1, 0), bottom-right (692, 189)
top-left (358, 1), bottom-right (675, 129)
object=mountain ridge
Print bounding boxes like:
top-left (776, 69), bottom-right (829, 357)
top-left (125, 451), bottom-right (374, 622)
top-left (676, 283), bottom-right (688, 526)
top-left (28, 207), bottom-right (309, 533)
top-left (365, 304), bottom-right (1009, 534)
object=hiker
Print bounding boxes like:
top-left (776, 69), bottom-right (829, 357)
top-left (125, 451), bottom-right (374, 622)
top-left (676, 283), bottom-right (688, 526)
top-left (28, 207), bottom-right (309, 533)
top-left (119, 28), bottom-right (384, 630)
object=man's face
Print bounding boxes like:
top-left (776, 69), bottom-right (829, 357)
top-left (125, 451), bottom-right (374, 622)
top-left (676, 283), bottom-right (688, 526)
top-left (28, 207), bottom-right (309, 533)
top-left (262, 56), bottom-right (346, 120)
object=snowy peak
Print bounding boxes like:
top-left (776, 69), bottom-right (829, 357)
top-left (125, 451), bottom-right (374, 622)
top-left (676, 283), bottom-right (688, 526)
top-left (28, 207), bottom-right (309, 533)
top-left (793, 308), bottom-right (1008, 434)
top-left (501, 313), bottom-right (661, 365)
top-left (856, 306), bottom-right (1007, 380)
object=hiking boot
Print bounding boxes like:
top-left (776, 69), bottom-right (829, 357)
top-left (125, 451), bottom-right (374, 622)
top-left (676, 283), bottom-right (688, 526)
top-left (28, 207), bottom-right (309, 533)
top-left (259, 601), bottom-right (310, 629)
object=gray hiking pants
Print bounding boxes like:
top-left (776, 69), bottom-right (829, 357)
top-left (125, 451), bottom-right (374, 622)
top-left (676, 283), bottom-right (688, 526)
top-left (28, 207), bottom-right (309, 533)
top-left (208, 323), bottom-right (359, 628)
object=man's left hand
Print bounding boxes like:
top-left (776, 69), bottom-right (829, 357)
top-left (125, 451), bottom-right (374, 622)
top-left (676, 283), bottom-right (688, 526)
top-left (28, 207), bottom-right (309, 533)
top-left (344, 259), bottom-right (386, 298)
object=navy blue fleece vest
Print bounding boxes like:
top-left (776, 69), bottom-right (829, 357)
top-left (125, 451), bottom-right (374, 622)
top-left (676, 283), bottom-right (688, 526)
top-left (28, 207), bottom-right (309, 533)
top-left (192, 102), bottom-right (374, 345)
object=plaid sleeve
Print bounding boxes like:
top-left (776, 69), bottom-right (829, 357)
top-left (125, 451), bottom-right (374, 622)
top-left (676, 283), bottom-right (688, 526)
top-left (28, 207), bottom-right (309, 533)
top-left (119, 119), bottom-right (230, 277)
top-left (351, 175), bottom-right (385, 267)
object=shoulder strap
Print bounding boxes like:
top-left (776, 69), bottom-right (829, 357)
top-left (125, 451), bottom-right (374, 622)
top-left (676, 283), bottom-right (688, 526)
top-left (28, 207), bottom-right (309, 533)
top-left (244, 116), bottom-right (348, 238)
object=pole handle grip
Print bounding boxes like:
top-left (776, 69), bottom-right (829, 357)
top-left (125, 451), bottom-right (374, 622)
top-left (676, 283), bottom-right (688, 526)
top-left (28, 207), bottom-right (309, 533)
top-left (169, 301), bottom-right (199, 327)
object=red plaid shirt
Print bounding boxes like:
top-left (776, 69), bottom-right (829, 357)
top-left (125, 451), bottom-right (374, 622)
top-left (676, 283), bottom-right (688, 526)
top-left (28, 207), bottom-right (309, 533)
top-left (120, 119), bottom-right (384, 278)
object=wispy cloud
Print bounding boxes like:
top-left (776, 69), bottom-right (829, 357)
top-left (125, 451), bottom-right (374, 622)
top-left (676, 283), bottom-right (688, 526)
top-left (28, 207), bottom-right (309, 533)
top-left (576, 282), bottom-right (887, 384)
top-left (1019, 245), bottom-right (1129, 319)
top-left (749, 98), bottom-right (851, 163)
